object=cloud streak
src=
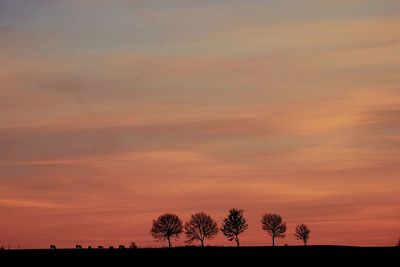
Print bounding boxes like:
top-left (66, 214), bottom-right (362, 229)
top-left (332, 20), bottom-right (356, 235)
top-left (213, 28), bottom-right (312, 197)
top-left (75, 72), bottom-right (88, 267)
top-left (1, 0), bottom-right (400, 248)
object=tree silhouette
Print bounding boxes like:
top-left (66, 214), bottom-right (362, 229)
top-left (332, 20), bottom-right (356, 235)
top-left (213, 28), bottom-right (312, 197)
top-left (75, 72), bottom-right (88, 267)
top-left (295, 224), bottom-right (311, 246)
top-left (184, 212), bottom-right (218, 247)
top-left (221, 208), bottom-right (249, 247)
top-left (396, 238), bottom-right (400, 247)
top-left (151, 213), bottom-right (183, 248)
top-left (129, 242), bottom-right (138, 249)
top-left (261, 213), bottom-right (287, 246)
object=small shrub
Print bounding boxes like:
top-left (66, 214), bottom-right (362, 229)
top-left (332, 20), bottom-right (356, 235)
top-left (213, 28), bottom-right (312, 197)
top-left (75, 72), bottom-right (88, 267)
top-left (129, 242), bottom-right (138, 249)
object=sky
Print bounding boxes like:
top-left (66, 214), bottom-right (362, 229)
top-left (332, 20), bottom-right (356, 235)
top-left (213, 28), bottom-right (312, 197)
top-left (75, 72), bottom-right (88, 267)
top-left (0, 0), bottom-right (399, 248)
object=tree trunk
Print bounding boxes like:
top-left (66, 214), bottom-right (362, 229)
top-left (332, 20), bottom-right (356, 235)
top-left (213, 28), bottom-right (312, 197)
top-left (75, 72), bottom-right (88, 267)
top-left (168, 237), bottom-right (171, 248)
top-left (236, 237), bottom-right (240, 247)
top-left (201, 239), bottom-right (204, 247)
top-left (272, 236), bottom-right (275, 247)
top-left (304, 241), bottom-right (307, 246)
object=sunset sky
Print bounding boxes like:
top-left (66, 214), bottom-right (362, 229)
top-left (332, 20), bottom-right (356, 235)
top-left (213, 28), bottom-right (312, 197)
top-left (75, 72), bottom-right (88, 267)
top-left (1, 0), bottom-right (400, 248)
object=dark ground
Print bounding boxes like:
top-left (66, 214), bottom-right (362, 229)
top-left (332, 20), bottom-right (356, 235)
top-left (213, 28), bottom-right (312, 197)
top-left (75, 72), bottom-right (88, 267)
top-left (1, 246), bottom-right (398, 266)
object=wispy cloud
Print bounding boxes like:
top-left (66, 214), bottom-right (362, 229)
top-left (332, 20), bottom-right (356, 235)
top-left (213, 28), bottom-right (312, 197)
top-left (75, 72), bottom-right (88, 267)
top-left (1, 0), bottom-right (400, 248)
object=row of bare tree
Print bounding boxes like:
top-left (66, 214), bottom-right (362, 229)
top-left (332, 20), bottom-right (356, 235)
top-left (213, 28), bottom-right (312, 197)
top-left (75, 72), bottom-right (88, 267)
top-left (151, 209), bottom-right (311, 248)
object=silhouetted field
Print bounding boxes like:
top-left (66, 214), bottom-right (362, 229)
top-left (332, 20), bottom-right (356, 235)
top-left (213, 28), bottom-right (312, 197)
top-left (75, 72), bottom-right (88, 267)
top-left (1, 246), bottom-right (398, 266)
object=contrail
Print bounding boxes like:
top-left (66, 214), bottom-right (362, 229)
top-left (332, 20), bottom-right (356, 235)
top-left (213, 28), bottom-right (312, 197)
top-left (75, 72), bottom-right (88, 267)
top-left (133, 18), bottom-right (177, 85)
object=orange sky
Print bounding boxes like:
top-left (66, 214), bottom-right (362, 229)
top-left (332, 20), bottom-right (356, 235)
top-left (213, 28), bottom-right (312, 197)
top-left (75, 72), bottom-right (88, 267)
top-left (0, 0), bottom-right (399, 248)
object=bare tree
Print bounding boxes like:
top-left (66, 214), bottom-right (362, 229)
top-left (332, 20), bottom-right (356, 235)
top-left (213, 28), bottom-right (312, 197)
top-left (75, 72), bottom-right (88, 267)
top-left (185, 212), bottom-right (218, 247)
top-left (221, 208), bottom-right (249, 247)
top-left (151, 213), bottom-right (183, 248)
top-left (295, 224), bottom-right (311, 246)
top-left (261, 213), bottom-right (287, 246)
